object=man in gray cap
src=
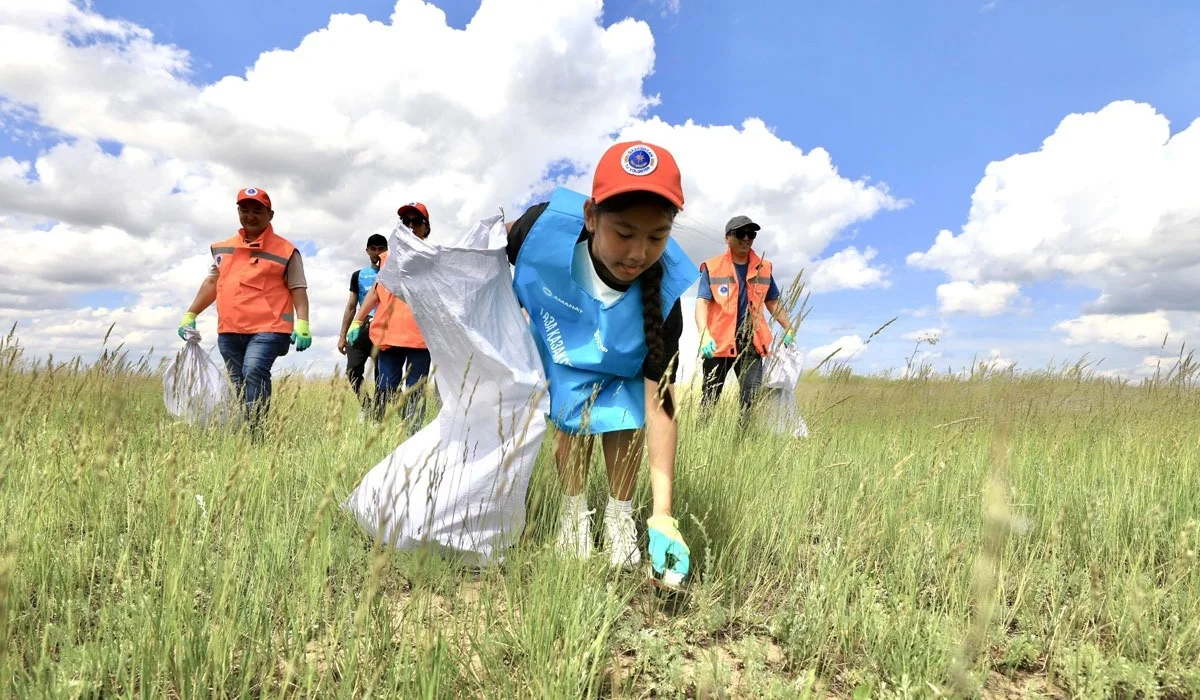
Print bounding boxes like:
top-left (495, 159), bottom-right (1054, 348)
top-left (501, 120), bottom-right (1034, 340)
top-left (695, 215), bottom-right (796, 425)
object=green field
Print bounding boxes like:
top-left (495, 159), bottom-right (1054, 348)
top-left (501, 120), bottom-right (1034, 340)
top-left (2, 330), bottom-right (1198, 699)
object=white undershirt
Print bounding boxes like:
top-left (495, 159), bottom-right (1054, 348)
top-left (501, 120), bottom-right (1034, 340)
top-left (571, 241), bottom-right (625, 307)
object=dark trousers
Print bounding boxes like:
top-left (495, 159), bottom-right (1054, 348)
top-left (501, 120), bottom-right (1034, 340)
top-left (699, 346), bottom-right (764, 424)
top-left (345, 318), bottom-right (374, 408)
top-left (217, 332), bottom-right (291, 435)
top-left (374, 346), bottom-right (433, 426)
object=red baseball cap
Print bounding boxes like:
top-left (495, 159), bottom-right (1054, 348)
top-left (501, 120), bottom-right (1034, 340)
top-left (236, 187), bottom-right (272, 209)
top-left (397, 202), bottom-right (429, 220)
top-left (591, 141), bottom-right (684, 209)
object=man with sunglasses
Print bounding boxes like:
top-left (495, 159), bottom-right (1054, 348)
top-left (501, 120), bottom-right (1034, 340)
top-left (695, 215), bottom-right (796, 426)
top-left (345, 202), bottom-right (433, 428)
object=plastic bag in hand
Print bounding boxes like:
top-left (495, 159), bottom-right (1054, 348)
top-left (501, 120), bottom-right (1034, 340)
top-left (163, 329), bottom-right (233, 427)
top-left (761, 345), bottom-right (809, 438)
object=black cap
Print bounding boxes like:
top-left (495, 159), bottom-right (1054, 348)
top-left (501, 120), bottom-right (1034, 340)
top-left (366, 233), bottom-right (388, 248)
top-left (725, 215), bottom-right (761, 235)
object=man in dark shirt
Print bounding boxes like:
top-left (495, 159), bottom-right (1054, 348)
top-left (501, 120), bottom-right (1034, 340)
top-left (339, 234), bottom-right (388, 418)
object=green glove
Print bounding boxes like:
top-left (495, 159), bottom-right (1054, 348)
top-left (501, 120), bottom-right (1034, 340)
top-left (178, 312), bottom-right (197, 340)
top-left (783, 329), bottom-right (795, 347)
top-left (291, 319), bottom-right (312, 351)
top-left (647, 514), bottom-right (690, 580)
top-left (699, 330), bottom-right (716, 359)
top-left (346, 320), bottom-right (363, 345)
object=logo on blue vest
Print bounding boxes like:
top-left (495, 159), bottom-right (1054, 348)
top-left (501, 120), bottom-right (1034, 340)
top-left (621, 145), bottom-right (658, 176)
top-left (717, 283), bottom-right (729, 297)
top-left (542, 285), bottom-right (583, 314)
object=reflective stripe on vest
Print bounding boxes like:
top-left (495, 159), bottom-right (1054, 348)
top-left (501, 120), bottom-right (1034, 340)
top-left (512, 186), bottom-right (699, 435)
top-left (357, 264), bottom-right (379, 319)
top-left (211, 225), bottom-right (297, 335)
top-left (368, 251), bottom-right (426, 350)
top-left (703, 250), bottom-right (774, 358)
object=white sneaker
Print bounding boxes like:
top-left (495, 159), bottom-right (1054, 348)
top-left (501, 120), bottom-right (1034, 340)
top-left (604, 507), bottom-right (641, 569)
top-left (557, 502), bottom-right (593, 559)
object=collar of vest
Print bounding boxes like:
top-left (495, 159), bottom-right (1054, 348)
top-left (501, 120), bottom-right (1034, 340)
top-left (711, 247), bottom-right (767, 272)
top-left (235, 224), bottom-right (278, 248)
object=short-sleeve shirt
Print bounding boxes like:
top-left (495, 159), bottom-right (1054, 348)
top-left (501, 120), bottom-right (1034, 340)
top-left (696, 259), bottom-right (779, 331)
top-left (506, 202), bottom-right (684, 384)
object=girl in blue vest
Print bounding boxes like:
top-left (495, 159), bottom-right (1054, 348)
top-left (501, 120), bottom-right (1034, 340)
top-left (505, 141), bottom-right (697, 583)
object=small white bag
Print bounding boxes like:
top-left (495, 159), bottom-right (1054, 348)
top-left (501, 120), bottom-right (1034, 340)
top-left (761, 345), bottom-right (809, 438)
top-left (163, 329), bottom-right (233, 427)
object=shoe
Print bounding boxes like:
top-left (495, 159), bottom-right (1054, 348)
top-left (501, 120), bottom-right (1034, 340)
top-left (557, 500), bottom-right (593, 559)
top-left (603, 507), bottom-right (640, 569)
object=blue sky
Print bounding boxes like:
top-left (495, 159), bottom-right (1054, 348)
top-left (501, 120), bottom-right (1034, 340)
top-left (5, 0), bottom-right (1199, 375)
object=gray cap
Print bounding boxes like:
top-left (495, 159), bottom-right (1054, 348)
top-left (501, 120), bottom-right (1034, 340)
top-left (724, 215), bottom-right (761, 234)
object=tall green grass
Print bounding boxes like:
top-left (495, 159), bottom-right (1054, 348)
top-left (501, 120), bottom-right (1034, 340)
top-left (1, 328), bottom-right (1197, 698)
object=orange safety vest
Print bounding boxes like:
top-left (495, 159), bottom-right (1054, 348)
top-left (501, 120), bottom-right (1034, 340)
top-left (368, 251), bottom-right (427, 351)
top-left (702, 249), bottom-right (774, 358)
top-left (210, 225), bottom-right (297, 335)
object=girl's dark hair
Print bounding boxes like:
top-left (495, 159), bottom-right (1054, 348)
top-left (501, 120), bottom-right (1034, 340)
top-left (593, 191), bottom-right (680, 419)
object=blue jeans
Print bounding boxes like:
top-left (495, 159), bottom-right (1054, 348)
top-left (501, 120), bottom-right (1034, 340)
top-left (374, 346), bottom-right (432, 425)
top-left (217, 332), bottom-right (291, 431)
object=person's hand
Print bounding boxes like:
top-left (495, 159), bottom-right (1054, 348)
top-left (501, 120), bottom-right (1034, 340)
top-left (647, 514), bottom-right (690, 580)
top-left (347, 320), bottom-right (363, 345)
top-left (699, 329), bottom-right (716, 359)
top-left (783, 329), bottom-right (795, 348)
top-left (178, 312), bottom-right (197, 341)
top-left (337, 335), bottom-right (348, 354)
top-left (291, 319), bottom-right (312, 351)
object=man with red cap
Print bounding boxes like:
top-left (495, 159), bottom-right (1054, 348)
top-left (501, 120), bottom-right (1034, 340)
top-left (178, 187), bottom-right (311, 437)
top-left (345, 201), bottom-right (433, 429)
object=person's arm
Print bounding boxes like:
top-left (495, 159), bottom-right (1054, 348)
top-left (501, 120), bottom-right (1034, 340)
top-left (644, 379), bottom-right (678, 517)
top-left (291, 288), bottom-right (310, 323)
top-left (338, 291), bottom-right (357, 354)
top-left (353, 285), bottom-right (380, 324)
top-left (764, 299), bottom-right (793, 333)
top-left (187, 274), bottom-right (218, 316)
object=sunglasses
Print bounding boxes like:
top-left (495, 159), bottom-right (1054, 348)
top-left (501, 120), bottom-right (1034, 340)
top-left (730, 228), bottom-right (757, 241)
top-left (401, 216), bottom-right (427, 228)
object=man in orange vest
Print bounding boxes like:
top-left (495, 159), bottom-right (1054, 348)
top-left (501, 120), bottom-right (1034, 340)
top-left (177, 187), bottom-right (312, 436)
top-left (695, 215), bottom-right (796, 425)
top-left (346, 202), bottom-right (432, 428)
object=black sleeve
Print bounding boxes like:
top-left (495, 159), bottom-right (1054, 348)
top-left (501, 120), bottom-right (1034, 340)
top-left (643, 299), bottom-right (684, 384)
top-left (349, 269), bottom-right (360, 295)
top-left (506, 202), bottom-right (550, 265)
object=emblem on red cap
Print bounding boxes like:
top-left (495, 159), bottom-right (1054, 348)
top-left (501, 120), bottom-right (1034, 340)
top-left (621, 144), bottom-right (658, 176)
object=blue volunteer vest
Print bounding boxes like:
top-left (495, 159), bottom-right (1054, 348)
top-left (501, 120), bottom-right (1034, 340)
top-left (512, 187), bottom-right (699, 435)
top-left (357, 264), bottom-right (379, 319)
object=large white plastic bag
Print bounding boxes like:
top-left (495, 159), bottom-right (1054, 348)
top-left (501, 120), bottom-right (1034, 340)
top-left (342, 214), bottom-right (550, 567)
top-left (163, 329), bottom-right (233, 427)
top-left (761, 345), bottom-right (809, 438)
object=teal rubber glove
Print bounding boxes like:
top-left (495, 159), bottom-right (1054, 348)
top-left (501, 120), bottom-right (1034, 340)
top-left (783, 329), bottom-right (795, 347)
top-left (699, 330), bottom-right (716, 359)
top-left (291, 319), bottom-right (312, 351)
top-left (647, 514), bottom-right (690, 581)
top-left (346, 320), bottom-right (363, 345)
top-left (178, 311), bottom-right (197, 340)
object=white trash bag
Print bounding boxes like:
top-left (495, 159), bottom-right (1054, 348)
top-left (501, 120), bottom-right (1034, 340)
top-left (761, 345), bottom-right (809, 438)
top-left (342, 213), bottom-right (550, 568)
top-left (163, 329), bottom-right (233, 427)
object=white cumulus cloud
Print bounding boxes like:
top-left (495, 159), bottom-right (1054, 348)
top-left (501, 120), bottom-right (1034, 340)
top-left (908, 100), bottom-right (1200, 345)
top-left (935, 281), bottom-right (1023, 316)
top-left (1053, 312), bottom-right (1172, 349)
top-left (0, 0), bottom-right (900, 375)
